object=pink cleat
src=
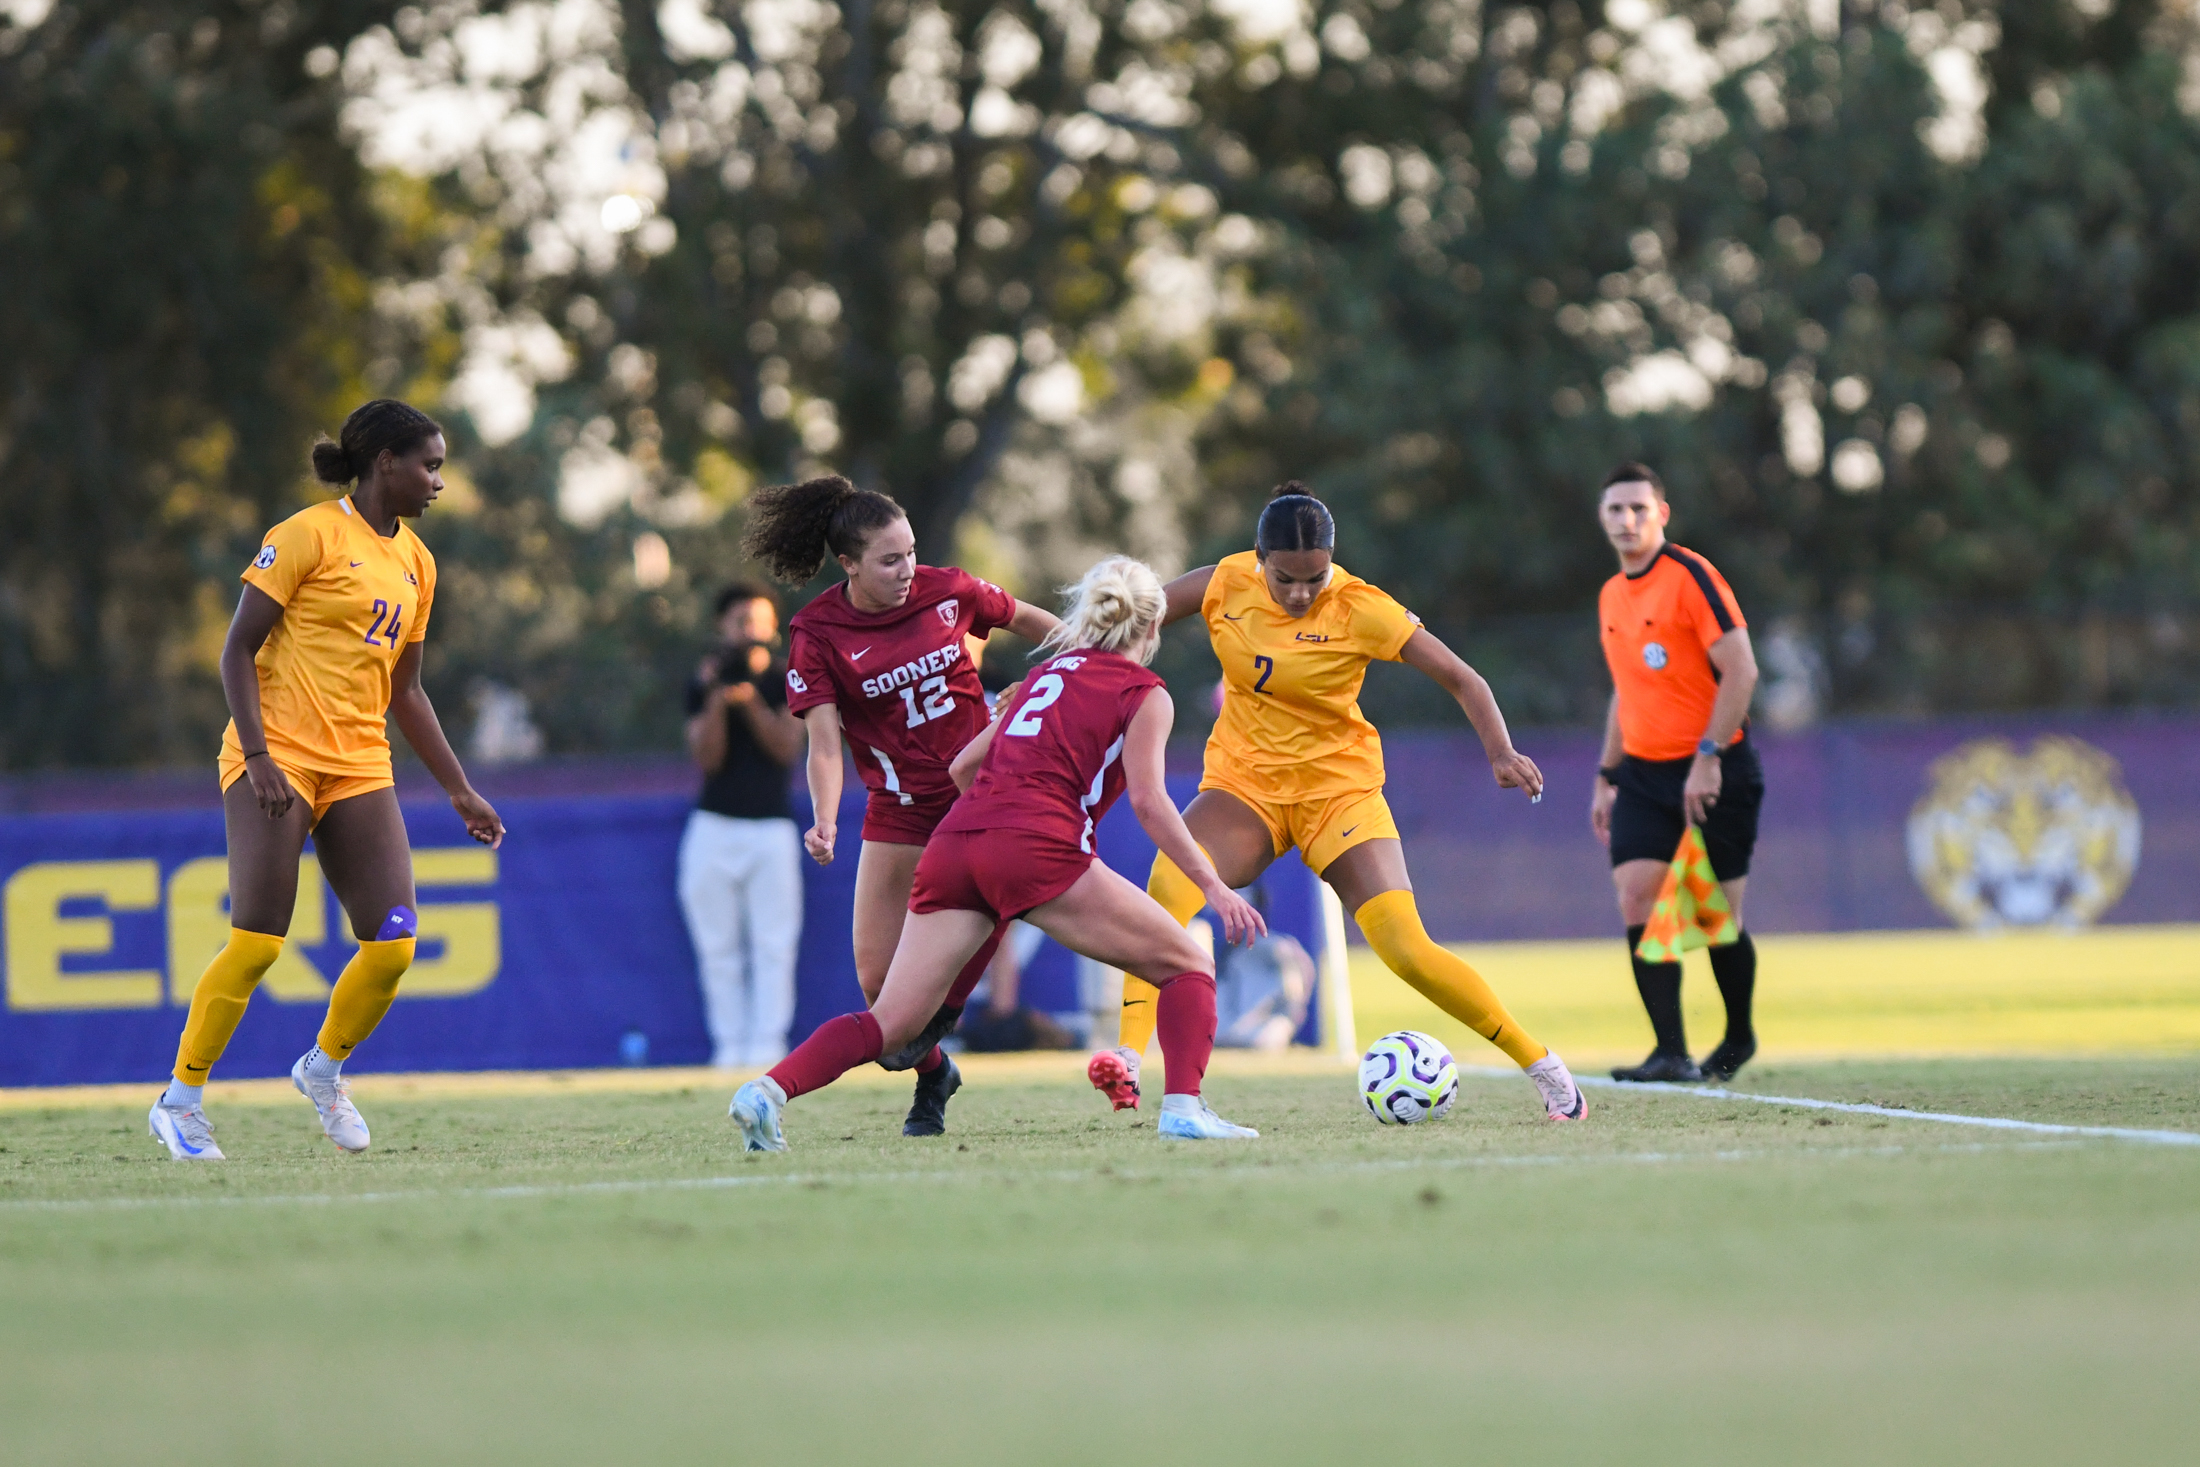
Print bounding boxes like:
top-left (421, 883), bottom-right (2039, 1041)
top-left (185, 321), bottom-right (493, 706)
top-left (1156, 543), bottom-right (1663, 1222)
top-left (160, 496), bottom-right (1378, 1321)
top-left (1087, 1047), bottom-right (1142, 1112)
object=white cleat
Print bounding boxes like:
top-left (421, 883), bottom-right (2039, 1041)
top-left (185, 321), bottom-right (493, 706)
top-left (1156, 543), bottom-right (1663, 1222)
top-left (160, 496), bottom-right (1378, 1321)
top-left (291, 1056), bottom-right (371, 1152)
top-left (1157, 1094), bottom-right (1259, 1140)
top-left (148, 1100), bottom-right (226, 1161)
top-left (729, 1078), bottom-right (788, 1152)
top-left (1527, 1053), bottom-right (1588, 1122)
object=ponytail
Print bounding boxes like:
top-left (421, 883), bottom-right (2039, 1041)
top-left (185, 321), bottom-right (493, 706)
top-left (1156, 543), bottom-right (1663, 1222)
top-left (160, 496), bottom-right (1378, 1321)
top-left (1040, 556), bottom-right (1167, 662)
top-left (740, 474), bottom-right (907, 585)
top-left (310, 400), bottom-right (441, 486)
top-left (1255, 480), bottom-right (1335, 555)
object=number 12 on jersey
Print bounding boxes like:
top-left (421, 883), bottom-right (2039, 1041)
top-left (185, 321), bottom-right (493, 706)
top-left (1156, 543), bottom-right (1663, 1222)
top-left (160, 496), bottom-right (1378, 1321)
top-left (898, 675), bottom-right (954, 728)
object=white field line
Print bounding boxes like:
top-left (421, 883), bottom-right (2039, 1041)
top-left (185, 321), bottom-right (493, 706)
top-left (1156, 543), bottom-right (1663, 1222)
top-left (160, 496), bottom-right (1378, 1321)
top-left (0, 1138), bottom-right (2081, 1215)
top-left (1558, 1073), bottom-right (2200, 1147)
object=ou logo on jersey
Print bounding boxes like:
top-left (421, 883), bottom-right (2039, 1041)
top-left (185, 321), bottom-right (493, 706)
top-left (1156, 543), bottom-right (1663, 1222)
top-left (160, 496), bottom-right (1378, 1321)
top-left (936, 599), bottom-right (959, 628)
top-left (1642, 641), bottom-right (1670, 670)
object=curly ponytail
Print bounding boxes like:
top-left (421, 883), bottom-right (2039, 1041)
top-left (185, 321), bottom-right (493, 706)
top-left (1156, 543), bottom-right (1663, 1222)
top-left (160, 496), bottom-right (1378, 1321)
top-left (1040, 556), bottom-right (1167, 662)
top-left (740, 474), bottom-right (907, 585)
top-left (310, 399), bottom-right (442, 486)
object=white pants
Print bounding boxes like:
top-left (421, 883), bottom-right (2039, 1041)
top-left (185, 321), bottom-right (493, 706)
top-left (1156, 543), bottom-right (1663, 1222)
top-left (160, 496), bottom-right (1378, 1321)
top-left (677, 812), bottom-right (803, 1068)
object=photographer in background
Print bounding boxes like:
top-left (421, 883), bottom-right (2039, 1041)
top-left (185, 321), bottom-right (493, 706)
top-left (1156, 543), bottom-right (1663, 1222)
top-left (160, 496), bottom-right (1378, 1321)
top-left (678, 584), bottom-right (807, 1068)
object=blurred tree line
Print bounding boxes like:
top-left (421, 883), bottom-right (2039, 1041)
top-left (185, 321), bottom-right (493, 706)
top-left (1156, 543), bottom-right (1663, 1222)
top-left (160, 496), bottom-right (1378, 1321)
top-left (5, 0), bottom-right (2199, 769)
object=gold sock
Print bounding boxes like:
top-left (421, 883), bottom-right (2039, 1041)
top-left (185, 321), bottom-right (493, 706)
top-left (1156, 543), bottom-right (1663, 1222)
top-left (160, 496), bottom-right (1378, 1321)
top-left (1120, 852), bottom-right (1212, 1053)
top-left (174, 930), bottom-right (285, 1085)
top-left (315, 937), bottom-right (415, 1060)
top-left (1356, 890), bottom-right (1547, 1068)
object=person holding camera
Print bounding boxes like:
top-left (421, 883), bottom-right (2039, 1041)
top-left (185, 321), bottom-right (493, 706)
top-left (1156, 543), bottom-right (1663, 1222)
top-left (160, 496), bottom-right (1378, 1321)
top-left (679, 584), bottom-right (808, 1068)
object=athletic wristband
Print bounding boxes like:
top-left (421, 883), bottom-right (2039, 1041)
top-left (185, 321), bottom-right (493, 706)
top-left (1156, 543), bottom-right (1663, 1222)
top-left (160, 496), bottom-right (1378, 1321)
top-left (241, 748), bottom-right (269, 759)
top-left (1597, 765), bottom-right (1621, 786)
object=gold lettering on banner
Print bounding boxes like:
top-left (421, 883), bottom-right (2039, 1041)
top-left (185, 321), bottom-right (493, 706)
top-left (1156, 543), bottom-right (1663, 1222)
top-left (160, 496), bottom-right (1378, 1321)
top-left (4, 861), bottom-right (163, 1011)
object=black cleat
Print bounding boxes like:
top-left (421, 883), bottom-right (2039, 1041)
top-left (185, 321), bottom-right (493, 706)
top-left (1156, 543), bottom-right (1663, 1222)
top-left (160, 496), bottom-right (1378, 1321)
top-left (1699, 1034), bottom-right (1758, 1083)
top-left (902, 1056), bottom-right (962, 1137)
top-left (878, 1004), bottom-right (965, 1071)
top-left (1610, 1051), bottom-right (1703, 1083)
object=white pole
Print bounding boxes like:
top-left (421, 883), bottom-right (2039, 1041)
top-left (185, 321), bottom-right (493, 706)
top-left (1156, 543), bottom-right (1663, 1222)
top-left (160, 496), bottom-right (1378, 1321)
top-left (1319, 880), bottom-right (1356, 1062)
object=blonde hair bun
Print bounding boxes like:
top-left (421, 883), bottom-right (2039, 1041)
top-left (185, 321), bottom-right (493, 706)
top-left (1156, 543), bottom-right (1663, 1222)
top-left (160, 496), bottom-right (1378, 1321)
top-left (1041, 556), bottom-right (1167, 661)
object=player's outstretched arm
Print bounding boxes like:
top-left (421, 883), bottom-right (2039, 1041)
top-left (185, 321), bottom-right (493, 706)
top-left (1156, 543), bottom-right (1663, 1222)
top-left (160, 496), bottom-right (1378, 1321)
top-left (389, 640), bottom-right (504, 847)
top-left (1399, 628), bottom-right (1544, 800)
top-left (1007, 599), bottom-right (1062, 644)
top-left (220, 586), bottom-right (299, 820)
top-left (1158, 566), bottom-right (1216, 627)
top-left (801, 704), bottom-right (844, 865)
top-left (1122, 689), bottom-right (1266, 947)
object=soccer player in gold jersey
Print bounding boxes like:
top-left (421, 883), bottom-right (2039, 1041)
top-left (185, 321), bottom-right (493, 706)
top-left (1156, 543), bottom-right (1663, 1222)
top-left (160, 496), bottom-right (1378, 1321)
top-left (1091, 485), bottom-right (1586, 1121)
top-left (148, 401), bottom-right (504, 1161)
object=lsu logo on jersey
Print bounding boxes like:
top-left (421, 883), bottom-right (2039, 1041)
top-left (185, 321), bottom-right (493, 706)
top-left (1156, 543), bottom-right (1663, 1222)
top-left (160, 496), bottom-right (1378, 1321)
top-left (252, 545), bottom-right (277, 570)
top-left (1642, 641), bottom-right (1669, 670)
top-left (936, 599), bottom-right (959, 628)
top-left (1295, 632), bottom-right (1333, 643)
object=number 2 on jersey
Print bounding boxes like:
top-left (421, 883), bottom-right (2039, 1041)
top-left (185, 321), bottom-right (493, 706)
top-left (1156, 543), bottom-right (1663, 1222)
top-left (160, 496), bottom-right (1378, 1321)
top-left (898, 674), bottom-right (955, 728)
top-left (1252, 654), bottom-right (1275, 693)
top-left (1004, 673), bottom-right (1065, 736)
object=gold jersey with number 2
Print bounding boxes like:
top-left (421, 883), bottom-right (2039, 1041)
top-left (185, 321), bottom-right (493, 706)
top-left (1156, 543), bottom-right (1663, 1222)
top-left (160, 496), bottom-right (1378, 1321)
top-left (1199, 550), bottom-right (1421, 806)
top-left (219, 496), bottom-right (437, 779)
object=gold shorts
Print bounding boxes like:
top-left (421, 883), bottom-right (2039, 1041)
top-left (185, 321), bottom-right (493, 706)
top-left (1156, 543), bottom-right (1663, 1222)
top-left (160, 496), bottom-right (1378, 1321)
top-left (219, 749), bottom-right (393, 828)
top-left (1199, 773), bottom-right (1399, 876)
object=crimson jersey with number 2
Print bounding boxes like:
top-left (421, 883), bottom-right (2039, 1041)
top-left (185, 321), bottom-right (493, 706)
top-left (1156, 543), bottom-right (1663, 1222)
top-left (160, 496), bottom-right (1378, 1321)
top-left (937, 649), bottom-right (1165, 852)
top-left (784, 566), bottom-right (1016, 804)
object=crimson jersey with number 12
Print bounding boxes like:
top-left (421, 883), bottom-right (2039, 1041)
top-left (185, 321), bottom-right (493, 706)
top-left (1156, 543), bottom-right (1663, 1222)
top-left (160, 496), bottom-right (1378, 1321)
top-left (938, 649), bottom-right (1165, 852)
top-left (785, 566), bottom-right (1017, 804)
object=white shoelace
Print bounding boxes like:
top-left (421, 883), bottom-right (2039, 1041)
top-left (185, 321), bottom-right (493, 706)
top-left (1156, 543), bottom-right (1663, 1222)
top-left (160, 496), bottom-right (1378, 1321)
top-left (174, 1108), bottom-right (218, 1149)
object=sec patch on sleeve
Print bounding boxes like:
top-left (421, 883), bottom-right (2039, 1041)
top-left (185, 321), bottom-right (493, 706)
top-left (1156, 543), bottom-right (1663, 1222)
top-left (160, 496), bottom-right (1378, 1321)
top-left (252, 545), bottom-right (277, 569)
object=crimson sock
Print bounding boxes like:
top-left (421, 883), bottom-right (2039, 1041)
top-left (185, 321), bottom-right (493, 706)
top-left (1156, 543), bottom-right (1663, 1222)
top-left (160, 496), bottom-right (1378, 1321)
top-left (944, 922), bottom-right (1007, 1008)
top-left (915, 1047), bottom-right (944, 1075)
top-left (768, 1011), bottom-right (883, 1100)
top-left (1154, 971), bottom-right (1217, 1097)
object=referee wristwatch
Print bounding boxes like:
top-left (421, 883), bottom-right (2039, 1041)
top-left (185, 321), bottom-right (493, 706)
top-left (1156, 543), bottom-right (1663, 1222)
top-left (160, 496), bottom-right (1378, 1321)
top-left (1696, 737), bottom-right (1722, 759)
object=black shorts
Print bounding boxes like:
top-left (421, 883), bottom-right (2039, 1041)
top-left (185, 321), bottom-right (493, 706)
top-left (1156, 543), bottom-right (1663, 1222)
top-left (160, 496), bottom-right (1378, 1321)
top-left (1608, 738), bottom-right (1764, 880)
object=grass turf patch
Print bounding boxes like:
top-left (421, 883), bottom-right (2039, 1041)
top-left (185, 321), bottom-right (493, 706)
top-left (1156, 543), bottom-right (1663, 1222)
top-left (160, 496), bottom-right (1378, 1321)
top-left (2, 1059), bottom-right (2196, 1466)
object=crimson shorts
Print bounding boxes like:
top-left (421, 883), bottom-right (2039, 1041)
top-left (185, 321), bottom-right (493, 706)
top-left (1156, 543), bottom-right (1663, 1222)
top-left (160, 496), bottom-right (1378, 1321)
top-left (861, 788), bottom-right (959, 846)
top-left (909, 828), bottom-right (1095, 922)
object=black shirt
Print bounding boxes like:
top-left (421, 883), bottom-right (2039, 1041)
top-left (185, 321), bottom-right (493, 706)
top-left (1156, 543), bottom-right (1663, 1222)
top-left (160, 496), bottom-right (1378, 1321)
top-left (686, 657), bottom-right (794, 821)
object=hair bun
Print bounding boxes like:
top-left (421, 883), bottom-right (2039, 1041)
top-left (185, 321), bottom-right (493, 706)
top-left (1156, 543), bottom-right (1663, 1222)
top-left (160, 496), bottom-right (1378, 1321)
top-left (309, 438), bottom-right (354, 485)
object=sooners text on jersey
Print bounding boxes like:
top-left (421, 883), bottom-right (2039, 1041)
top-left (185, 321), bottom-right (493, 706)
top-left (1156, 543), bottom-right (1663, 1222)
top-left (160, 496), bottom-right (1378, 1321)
top-left (784, 566), bottom-right (1015, 804)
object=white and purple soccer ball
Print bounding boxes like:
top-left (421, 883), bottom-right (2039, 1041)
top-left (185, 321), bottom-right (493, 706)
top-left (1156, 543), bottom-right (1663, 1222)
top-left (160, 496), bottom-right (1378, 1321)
top-left (1358, 1030), bottom-right (1459, 1125)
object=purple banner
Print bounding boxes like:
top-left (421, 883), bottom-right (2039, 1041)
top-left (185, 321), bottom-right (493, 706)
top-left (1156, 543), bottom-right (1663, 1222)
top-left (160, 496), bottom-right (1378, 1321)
top-left (1365, 714), bottom-right (2200, 941)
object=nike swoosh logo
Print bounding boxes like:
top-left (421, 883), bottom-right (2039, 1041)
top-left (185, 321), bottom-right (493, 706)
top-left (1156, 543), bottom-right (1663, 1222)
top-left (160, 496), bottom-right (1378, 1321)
top-left (349, 560), bottom-right (363, 567)
top-left (1222, 612), bottom-right (1244, 620)
top-left (1340, 824), bottom-right (1359, 838)
top-left (850, 647), bottom-right (872, 661)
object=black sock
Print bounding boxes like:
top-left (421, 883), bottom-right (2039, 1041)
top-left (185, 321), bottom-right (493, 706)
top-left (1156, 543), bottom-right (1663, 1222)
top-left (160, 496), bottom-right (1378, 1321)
top-left (1708, 930), bottom-right (1756, 1048)
top-left (1625, 924), bottom-right (1687, 1056)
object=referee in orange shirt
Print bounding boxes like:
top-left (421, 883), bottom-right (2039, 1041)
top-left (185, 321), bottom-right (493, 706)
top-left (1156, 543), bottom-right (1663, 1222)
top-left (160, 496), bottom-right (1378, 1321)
top-left (1589, 464), bottom-right (1762, 1083)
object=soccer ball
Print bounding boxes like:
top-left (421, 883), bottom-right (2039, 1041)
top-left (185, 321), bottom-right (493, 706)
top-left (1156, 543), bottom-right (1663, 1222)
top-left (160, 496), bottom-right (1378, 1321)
top-left (1358, 1030), bottom-right (1459, 1125)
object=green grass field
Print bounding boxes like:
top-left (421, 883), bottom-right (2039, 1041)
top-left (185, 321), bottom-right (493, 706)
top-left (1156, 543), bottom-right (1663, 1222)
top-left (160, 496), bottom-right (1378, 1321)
top-left (4, 1055), bottom-right (2198, 1466)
